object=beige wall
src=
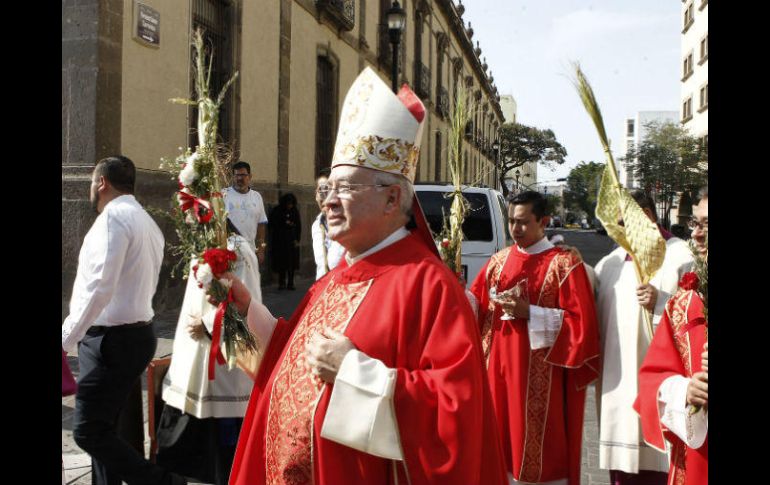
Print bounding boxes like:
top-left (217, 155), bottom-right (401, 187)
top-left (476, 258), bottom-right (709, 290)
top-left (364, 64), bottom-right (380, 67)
top-left (240, 0), bottom-right (281, 183)
top-left (120, 0), bottom-right (190, 171)
top-left (117, 0), bottom-right (502, 186)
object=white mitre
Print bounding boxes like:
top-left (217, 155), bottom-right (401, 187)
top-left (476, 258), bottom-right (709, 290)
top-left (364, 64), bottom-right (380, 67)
top-left (331, 67), bottom-right (425, 183)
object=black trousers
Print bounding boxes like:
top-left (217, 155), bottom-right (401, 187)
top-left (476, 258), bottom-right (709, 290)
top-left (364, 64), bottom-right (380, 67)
top-left (278, 269), bottom-right (295, 289)
top-left (73, 324), bottom-right (180, 485)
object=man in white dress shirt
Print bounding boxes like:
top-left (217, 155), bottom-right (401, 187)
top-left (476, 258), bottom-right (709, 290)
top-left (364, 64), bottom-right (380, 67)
top-left (62, 156), bottom-right (185, 485)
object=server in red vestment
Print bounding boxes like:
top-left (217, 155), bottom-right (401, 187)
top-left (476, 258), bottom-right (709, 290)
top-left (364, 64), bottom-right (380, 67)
top-left (635, 187), bottom-right (708, 485)
top-left (469, 191), bottom-right (601, 485)
top-left (219, 67), bottom-right (507, 485)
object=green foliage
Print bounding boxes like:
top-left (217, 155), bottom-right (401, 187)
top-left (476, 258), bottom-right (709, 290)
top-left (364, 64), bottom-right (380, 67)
top-left (497, 122), bottom-right (567, 197)
top-left (544, 193), bottom-right (562, 216)
top-left (563, 161), bottom-right (605, 218)
top-left (623, 121), bottom-right (708, 226)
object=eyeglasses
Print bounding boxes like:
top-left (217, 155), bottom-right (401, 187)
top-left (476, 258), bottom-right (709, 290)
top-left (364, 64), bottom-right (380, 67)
top-left (687, 218), bottom-right (708, 231)
top-left (317, 183), bottom-right (390, 200)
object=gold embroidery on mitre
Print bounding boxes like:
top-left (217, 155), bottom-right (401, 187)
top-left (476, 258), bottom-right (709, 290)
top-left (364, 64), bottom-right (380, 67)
top-left (333, 135), bottom-right (420, 182)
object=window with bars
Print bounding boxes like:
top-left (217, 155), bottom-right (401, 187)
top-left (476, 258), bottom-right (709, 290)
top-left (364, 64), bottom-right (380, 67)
top-left (190, 0), bottom-right (234, 149)
top-left (315, 55), bottom-right (337, 176)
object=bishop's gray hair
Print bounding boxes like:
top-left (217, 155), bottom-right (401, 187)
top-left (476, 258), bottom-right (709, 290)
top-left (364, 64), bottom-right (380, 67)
top-left (372, 171), bottom-right (414, 217)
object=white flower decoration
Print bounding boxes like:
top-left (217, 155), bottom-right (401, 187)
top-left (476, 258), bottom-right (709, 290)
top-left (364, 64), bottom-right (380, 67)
top-left (195, 262), bottom-right (214, 290)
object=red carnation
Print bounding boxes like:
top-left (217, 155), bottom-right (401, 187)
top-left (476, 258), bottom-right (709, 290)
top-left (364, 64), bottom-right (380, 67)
top-left (202, 248), bottom-right (237, 277)
top-left (679, 272), bottom-right (699, 291)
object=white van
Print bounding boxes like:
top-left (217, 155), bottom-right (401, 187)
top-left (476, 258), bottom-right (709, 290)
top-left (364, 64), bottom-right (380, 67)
top-left (414, 184), bottom-right (512, 288)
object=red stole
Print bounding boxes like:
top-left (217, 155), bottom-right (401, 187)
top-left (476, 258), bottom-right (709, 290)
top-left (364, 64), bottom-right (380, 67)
top-left (635, 290), bottom-right (708, 485)
top-left (470, 245), bottom-right (600, 485)
top-left (229, 232), bottom-right (508, 485)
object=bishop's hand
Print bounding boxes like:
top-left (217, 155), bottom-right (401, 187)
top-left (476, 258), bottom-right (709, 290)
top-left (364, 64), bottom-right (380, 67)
top-left (305, 328), bottom-right (356, 384)
top-left (636, 284), bottom-right (658, 312)
top-left (701, 342), bottom-right (708, 373)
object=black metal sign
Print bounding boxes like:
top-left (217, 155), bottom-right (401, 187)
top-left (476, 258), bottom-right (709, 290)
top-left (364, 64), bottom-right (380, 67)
top-left (134, 2), bottom-right (160, 47)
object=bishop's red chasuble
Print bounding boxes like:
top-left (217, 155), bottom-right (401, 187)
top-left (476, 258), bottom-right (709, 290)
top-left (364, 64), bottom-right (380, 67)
top-left (470, 245), bottom-right (600, 484)
top-left (634, 289), bottom-right (708, 485)
top-left (229, 232), bottom-right (508, 485)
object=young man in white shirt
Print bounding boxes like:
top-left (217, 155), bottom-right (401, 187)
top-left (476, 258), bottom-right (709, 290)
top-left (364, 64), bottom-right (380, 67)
top-left (62, 156), bottom-right (185, 485)
top-left (222, 161), bottom-right (268, 263)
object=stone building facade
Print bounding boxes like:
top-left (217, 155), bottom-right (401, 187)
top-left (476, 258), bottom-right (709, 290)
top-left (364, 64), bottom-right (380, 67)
top-left (62, 0), bottom-right (505, 317)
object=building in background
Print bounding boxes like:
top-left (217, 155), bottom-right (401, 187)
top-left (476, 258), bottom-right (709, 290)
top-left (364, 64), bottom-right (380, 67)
top-left (619, 111), bottom-right (679, 188)
top-left (62, 0), bottom-right (505, 317)
top-left (681, 0), bottom-right (707, 142)
top-left (499, 94), bottom-right (536, 193)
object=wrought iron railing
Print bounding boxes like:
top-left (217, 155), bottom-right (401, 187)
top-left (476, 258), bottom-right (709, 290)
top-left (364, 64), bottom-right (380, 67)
top-left (317, 0), bottom-right (355, 31)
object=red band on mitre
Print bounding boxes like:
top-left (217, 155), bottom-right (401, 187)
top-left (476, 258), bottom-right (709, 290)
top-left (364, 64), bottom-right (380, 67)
top-left (397, 84), bottom-right (425, 122)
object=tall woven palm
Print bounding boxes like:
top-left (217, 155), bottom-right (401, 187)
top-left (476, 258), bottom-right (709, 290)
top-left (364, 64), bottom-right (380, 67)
top-left (571, 65), bottom-right (666, 341)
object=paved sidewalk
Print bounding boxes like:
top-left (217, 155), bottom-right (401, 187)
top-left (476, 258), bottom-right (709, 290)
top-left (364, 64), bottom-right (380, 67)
top-left (62, 274), bottom-right (611, 485)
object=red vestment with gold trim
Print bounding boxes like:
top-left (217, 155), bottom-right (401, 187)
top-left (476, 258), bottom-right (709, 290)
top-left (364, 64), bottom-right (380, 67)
top-left (470, 245), bottom-right (601, 485)
top-left (229, 232), bottom-right (508, 485)
top-left (634, 289), bottom-right (708, 485)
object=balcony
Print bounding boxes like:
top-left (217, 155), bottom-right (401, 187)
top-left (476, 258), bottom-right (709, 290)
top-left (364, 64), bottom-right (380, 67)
top-left (437, 87), bottom-right (449, 118)
top-left (316, 0), bottom-right (355, 31)
top-left (414, 62), bottom-right (431, 100)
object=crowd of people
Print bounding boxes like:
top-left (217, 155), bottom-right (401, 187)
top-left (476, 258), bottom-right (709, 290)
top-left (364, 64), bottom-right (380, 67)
top-left (62, 67), bottom-right (707, 485)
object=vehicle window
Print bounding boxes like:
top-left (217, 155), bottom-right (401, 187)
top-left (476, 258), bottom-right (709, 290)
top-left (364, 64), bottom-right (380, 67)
top-left (415, 191), bottom-right (493, 241)
top-left (497, 194), bottom-right (513, 245)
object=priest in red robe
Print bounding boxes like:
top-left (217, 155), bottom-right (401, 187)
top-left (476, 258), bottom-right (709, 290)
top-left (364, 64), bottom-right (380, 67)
top-left (634, 187), bottom-right (708, 485)
top-left (469, 191), bottom-right (601, 485)
top-left (222, 67), bottom-right (507, 485)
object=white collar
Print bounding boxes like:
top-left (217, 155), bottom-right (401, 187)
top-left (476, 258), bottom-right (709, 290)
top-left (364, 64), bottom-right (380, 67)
top-left (516, 236), bottom-right (554, 255)
top-left (345, 227), bottom-right (410, 266)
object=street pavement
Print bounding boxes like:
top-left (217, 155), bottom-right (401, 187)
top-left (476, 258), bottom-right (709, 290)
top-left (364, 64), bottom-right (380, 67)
top-left (63, 229), bottom-right (616, 484)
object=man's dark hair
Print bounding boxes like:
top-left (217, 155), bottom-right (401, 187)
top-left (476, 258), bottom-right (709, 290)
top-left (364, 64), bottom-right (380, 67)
top-left (697, 185), bottom-right (708, 202)
top-left (507, 190), bottom-right (548, 221)
top-left (232, 161), bottom-right (251, 174)
top-left (94, 156), bottom-right (136, 194)
top-left (630, 189), bottom-right (658, 222)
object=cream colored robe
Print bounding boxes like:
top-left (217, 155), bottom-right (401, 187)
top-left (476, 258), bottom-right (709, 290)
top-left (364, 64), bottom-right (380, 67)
top-left (161, 235), bottom-right (262, 418)
top-left (594, 237), bottom-right (694, 474)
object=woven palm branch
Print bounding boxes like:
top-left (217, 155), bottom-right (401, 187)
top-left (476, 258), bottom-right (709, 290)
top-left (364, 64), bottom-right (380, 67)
top-left (571, 64), bottom-right (666, 341)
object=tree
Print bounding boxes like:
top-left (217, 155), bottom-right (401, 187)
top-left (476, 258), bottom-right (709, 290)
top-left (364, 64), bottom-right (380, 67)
top-left (497, 122), bottom-right (567, 197)
top-left (623, 121), bottom-right (708, 227)
top-left (563, 161), bottom-right (605, 221)
top-left (544, 193), bottom-right (562, 217)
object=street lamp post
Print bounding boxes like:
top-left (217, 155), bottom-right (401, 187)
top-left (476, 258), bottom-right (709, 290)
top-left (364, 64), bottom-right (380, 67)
top-left (515, 169), bottom-right (521, 193)
top-left (387, 1), bottom-right (406, 93)
top-left (492, 138), bottom-right (500, 191)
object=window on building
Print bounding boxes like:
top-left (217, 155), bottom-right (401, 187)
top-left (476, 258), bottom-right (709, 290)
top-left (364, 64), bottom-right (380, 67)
top-left (683, 51), bottom-right (694, 79)
top-left (434, 132), bottom-right (442, 181)
top-left (315, 55), bottom-right (337, 175)
top-left (682, 96), bottom-right (693, 122)
top-left (700, 34), bottom-right (708, 62)
top-left (190, 0), bottom-right (234, 149)
top-left (699, 84), bottom-right (708, 110)
top-left (626, 119), bottom-right (635, 137)
top-left (435, 40), bottom-right (444, 109)
top-left (683, 2), bottom-right (694, 31)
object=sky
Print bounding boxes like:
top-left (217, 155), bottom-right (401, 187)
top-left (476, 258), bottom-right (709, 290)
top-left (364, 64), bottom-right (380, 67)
top-left (461, 0), bottom-right (681, 183)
